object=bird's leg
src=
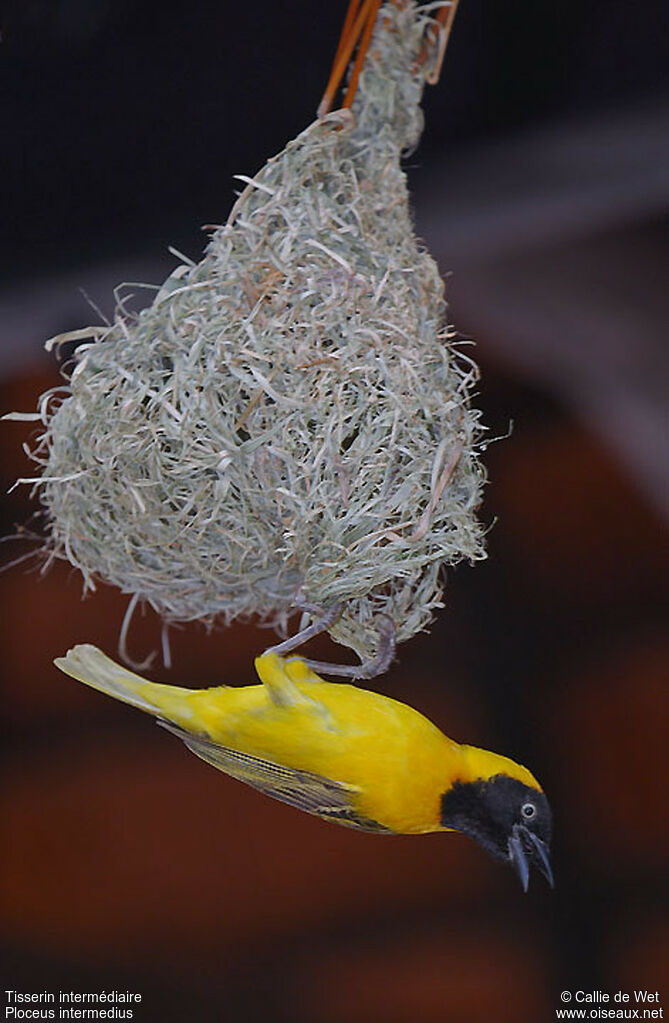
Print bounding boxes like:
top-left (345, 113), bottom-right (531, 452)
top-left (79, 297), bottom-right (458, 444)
top-left (302, 614), bottom-right (396, 680)
top-left (266, 602), bottom-right (344, 657)
top-left (263, 602), bottom-right (395, 682)
top-left (254, 649), bottom-right (316, 707)
top-left (255, 651), bottom-right (335, 728)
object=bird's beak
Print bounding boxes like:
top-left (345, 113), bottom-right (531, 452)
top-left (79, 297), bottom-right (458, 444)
top-left (508, 825), bottom-right (554, 892)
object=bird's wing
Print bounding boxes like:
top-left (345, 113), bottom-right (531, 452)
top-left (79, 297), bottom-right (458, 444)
top-left (159, 721), bottom-right (391, 833)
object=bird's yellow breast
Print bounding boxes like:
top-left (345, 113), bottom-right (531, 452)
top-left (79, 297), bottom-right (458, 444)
top-left (174, 665), bottom-right (463, 834)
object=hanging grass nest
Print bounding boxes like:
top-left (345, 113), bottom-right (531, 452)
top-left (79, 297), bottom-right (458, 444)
top-left (24, 2), bottom-right (486, 661)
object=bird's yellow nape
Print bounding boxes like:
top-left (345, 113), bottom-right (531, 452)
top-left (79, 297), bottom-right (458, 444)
top-left (458, 744), bottom-right (544, 793)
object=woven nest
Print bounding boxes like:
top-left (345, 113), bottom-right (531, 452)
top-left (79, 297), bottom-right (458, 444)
top-left (26, 1), bottom-right (486, 661)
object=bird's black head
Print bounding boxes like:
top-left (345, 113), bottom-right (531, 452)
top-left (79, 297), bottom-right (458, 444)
top-left (441, 774), bottom-right (554, 891)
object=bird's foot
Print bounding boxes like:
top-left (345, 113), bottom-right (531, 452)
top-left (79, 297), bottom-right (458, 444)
top-left (263, 603), bottom-right (396, 681)
top-left (301, 614), bottom-right (396, 680)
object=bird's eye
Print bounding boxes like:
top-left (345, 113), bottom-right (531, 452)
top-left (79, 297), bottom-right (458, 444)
top-left (521, 803), bottom-right (536, 819)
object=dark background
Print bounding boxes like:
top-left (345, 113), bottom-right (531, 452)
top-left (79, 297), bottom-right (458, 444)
top-left (1, 2), bottom-right (668, 1021)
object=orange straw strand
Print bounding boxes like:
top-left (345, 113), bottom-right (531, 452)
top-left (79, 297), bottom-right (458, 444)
top-left (318, 0), bottom-right (459, 117)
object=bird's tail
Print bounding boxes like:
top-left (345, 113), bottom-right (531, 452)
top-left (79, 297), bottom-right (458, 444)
top-left (54, 643), bottom-right (196, 725)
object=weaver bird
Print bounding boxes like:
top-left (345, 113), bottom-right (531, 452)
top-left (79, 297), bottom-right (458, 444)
top-left (55, 644), bottom-right (553, 890)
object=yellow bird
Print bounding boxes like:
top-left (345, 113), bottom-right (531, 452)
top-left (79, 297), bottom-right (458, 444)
top-left (55, 644), bottom-right (553, 890)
